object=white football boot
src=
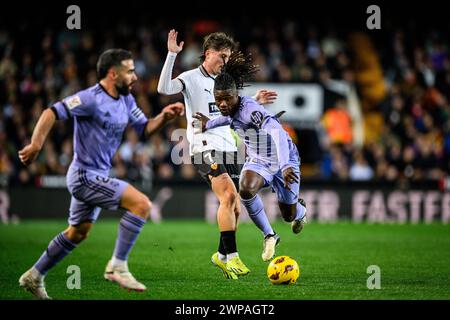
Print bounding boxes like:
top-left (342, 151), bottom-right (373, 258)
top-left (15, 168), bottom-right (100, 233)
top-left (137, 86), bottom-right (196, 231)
top-left (262, 233), bottom-right (281, 262)
top-left (104, 260), bottom-right (147, 292)
top-left (19, 268), bottom-right (52, 300)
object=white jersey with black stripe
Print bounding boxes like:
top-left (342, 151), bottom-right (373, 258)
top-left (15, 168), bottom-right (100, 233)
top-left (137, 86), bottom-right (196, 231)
top-left (178, 66), bottom-right (237, 156)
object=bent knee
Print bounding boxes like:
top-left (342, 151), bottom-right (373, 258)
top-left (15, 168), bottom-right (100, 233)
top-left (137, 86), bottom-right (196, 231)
top-left (76, 231), bottom-right (90, 241)
top-left (133, 196), bottom-right (152, 219)
top-left (65, 228), bottom-right (90, 244)
top-left (239, 180), bottom-right (260, 200)
top-left (220, 190), bottom-right (237, 208)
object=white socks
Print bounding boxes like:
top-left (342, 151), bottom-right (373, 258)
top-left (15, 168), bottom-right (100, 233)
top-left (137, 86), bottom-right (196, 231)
top-left (218, 253), bottom-right (227, 263)
top-left (31, 267), bottom-right (43, 280)
top-left (111, 256), bottom-right (127, 269)
top-left (226, 252), bottom-right (239, 261)
top-left (219, 252), bottom-right (239, 263)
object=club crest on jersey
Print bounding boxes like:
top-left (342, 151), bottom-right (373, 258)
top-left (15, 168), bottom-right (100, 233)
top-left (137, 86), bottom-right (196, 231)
top-left (250, 111), bottom-right (264, 125)
top-left (65, 95), bottom-right (82, 109)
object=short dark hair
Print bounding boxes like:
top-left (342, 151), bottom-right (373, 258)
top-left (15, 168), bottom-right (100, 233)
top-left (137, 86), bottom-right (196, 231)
top-left (200, 32), bottom-right (238, 62)
top-left (96, 49), bottom-right (133, 80)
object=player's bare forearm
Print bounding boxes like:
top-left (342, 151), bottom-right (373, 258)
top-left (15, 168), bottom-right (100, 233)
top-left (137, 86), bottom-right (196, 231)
top-left (144, 113), bottom-right (169, 137)
top-left (31, 108), bottom-right (56, 150)
top-left (19, 108), bottom-right (56, 166)
top-left (144, 102), bottom-right (184, 138)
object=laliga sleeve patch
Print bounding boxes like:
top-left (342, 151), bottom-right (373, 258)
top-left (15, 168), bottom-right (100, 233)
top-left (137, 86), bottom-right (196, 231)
top-left (65, 95), bottom-right (82, 109)
top-left (250, 111), bottom-right (264, 125)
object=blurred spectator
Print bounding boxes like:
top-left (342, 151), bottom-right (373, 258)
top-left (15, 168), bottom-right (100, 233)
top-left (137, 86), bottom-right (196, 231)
top-left (0, 14), bottom-right (448, 187)
top-left (321, 99), bottom-right (353, 145)
top-left (119, 128), bottom-right (144, 163)
top-left (349, 149), bottom-right (374, 181)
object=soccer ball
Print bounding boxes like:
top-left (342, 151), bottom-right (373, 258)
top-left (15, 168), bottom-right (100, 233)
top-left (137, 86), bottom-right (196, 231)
top-left (267, 255), bottom-right (300, 285)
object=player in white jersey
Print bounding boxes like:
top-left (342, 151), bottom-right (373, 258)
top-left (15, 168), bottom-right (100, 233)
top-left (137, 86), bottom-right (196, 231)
top-left (158, 30), bottom-right (277, 279)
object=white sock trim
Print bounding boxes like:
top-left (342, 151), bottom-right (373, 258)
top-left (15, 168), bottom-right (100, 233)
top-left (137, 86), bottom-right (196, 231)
top-left (226, 252), bottom-right (239, 260)
top-left (31, 267), bottom-right (44, 280)
top-left (218, 252), bottom-right (227, 263)
top-left (111, 256), bottom-right (127, 267)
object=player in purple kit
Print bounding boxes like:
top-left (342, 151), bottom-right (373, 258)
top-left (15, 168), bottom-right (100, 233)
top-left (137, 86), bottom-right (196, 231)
top-left (18, 49), bottom-right (184, 299)
top-left (194, 52), bottom-right (307, 262)
top-left (158, 30), bottom-right (278, 279)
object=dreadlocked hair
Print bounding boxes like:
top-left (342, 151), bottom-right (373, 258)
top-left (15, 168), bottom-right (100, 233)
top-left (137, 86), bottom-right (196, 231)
top-left (214, 51), bottom-right (259, 91)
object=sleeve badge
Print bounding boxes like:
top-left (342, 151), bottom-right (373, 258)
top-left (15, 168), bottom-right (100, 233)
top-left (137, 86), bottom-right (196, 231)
top-left (65, 95), bottom-right (82, 109)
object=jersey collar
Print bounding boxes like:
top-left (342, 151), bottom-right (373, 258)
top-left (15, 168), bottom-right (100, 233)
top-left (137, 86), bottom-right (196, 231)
top-left (199, 65), bottom-right (216, 80)
top-left (98, 83), bottom-right (120, 100)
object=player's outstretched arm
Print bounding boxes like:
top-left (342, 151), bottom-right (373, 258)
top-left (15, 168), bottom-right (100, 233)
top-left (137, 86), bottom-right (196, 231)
top-left (193, 112), bottom-right (231, 132)
top-left (18, 108), bottom-right (56, 166)
top-left (167, 29), bottom-right (184, 53)
top-left (192, 112), bottom-right (210, 132)
top-left (144, 102), bottom-right (185, 137)
top-left (157, 29), bottom-right (185, 95)
top-left (253, 89), bottom-right (278, 105)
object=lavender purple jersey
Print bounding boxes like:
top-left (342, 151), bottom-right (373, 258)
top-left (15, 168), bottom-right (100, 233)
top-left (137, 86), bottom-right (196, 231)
top-left (52, 83), bottom-right (148, 174)
top-left (206, 96), bottom-right (301, 204)
top-left (206, 96), bottom-right (299, 171)
top-left (52, 84), bottom-right (148, 224)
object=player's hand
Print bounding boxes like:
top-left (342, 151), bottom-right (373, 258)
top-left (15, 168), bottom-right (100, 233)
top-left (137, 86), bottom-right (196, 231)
top-left (255, 89), bottom-right (278, 105)
top-left (282, 167), bottom-right (299, 191)
top-left (192, 112), bottom-right (210, 132)
top-left (162, 102), bottom-right (185, 121)
top-left (18, 143), bottom-right (40, 166)
top-left (167, 29), bottom-right (184, 54)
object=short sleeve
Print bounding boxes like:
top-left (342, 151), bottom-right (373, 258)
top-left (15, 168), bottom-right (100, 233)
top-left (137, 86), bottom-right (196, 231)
top-left (52, 89), bottom-right (95, 120)
top-left (240, 97), bottom-right (271, 128)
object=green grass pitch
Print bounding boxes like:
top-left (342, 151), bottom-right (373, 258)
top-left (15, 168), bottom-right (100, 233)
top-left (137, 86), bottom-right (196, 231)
top-left (1, 219), bottom-right (450, 300)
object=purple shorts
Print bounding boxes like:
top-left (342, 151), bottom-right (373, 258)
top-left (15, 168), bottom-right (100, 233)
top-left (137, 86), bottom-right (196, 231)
top-left (242, 158), bottom-right (300, 205)
top-left (66, 164), bottom-right (128, 225)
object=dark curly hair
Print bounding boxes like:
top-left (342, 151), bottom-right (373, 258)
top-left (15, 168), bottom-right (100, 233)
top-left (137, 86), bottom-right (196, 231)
top-left (214, 51), bottom-right (259, 91)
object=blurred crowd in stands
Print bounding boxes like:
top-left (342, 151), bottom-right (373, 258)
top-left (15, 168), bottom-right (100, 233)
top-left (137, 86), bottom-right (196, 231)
top-left (0, 14), bottom-right (449, 187)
